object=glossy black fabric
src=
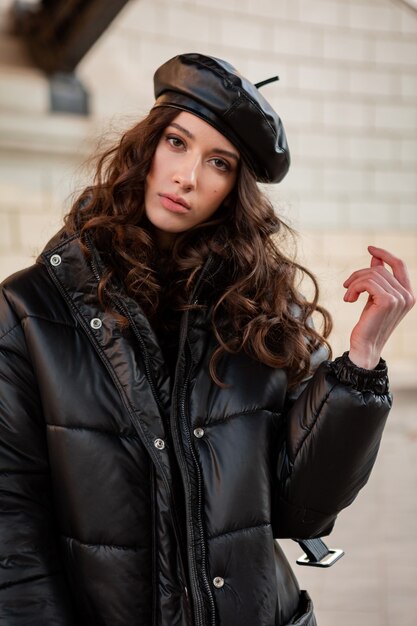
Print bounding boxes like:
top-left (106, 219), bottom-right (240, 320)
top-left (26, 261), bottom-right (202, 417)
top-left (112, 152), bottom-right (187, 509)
top-left (153, 53), bottom-right (290, 183)
top-left (0, 229), bottom-right (392, 626)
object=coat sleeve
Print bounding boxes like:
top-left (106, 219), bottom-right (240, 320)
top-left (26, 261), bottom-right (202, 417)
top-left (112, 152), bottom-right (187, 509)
top-left (273, 349), bottom-right (392, 539)
top-left (0, 286), bottom-right (76, 625)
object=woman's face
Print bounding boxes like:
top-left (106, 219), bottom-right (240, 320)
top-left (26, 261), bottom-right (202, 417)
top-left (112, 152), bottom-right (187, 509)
top-left (145, 111), bottom-right (240, 249)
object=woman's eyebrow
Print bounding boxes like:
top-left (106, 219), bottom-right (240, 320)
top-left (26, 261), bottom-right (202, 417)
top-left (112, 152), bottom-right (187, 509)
top-left (168, 122), bottom-right (240, 162)
top-left (212, 148), bottom-right (240, 162)
top-left (169, 122), bottom-right (194, 139)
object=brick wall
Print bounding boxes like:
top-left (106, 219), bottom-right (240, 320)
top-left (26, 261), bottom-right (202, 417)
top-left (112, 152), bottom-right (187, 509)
top-left (1, 0), bottom-right (416, 385)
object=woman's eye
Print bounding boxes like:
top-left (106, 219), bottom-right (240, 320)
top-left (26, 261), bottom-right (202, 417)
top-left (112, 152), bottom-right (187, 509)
top-left (212, 158), bottom-right (230, 172)
top-left (166, 135), bottom-right (184, 148)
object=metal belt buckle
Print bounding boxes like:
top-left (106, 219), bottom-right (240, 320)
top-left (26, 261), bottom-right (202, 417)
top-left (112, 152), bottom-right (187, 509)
top-left (297, 547), bottom-right (344, 568)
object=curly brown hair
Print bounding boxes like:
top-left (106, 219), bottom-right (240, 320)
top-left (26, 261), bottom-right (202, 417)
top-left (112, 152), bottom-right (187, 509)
top-left (65, 106), bottom-right (332, 389)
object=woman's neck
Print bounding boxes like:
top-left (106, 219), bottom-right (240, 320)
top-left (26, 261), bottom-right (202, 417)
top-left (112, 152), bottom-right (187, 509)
top-left (154, 228), bottom-right (177, 253)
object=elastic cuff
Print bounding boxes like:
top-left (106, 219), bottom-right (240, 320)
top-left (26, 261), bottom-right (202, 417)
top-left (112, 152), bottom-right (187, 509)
top-left (330, 351), bottom-right (389, 395)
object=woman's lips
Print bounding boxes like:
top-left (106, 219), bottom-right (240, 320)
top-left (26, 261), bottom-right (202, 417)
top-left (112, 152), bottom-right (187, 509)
top-left (159, 194), bottom-right (190, 214)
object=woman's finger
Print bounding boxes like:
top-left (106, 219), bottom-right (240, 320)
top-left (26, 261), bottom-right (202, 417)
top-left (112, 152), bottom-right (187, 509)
top-left (370, 254), bottom-right (384, 268)
top-left (347, 269), bottom-right (414, 309)
top-left (367, 245), bottom-right (413, 292)
top-left (344, 273), bottom-right (404, 303)
top-left (344, 249), bottom-right (414, 301)
top-left (343, 266), bottom-right (410, 300)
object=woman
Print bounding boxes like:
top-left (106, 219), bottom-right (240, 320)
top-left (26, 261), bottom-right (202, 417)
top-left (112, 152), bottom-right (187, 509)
top-left (0, 53), bottom-right (414, 626)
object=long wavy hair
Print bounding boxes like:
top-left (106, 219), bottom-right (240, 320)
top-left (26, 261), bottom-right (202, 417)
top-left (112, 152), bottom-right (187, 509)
top-left (65, 106), bottom-right (332, 388)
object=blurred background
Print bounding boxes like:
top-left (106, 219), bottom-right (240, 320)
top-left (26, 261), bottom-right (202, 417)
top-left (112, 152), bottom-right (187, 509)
top-left (0, 0), bottom-right (416, 624)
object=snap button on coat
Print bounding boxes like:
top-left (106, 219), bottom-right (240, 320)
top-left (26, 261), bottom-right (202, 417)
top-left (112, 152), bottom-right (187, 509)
top-left (213, 577), bottom-right (224, 588)
top-left (50, 254), bottom-right (62, 266)
top-left (90, 318), bottom-right (102, 330)
top-left (193, 427), bottom-right (205, 438)
top-left (154, 438), bottom-right (165, 450)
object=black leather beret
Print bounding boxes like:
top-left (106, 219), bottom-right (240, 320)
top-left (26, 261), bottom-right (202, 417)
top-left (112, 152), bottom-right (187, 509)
top-left (153, 53), bottom-right (290, 184)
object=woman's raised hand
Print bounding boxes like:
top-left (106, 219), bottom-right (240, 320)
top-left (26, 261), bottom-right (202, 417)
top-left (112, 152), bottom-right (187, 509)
top-left (343, 246), bottom-right (415, 370)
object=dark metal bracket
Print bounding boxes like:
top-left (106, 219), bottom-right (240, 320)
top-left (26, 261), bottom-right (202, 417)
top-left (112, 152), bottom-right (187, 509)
top-left (295, 538), bottom-right (345, 568)
top-left (11, 0), bottom-right (131, 115)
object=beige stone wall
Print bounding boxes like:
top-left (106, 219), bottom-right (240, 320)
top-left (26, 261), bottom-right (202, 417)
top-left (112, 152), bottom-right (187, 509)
top-left (0, 0), bottom-right (416, 386)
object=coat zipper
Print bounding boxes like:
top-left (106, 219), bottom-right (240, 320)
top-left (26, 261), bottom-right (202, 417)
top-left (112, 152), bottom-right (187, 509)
top-left (150, 465), bottom-right (159, 626)
top-left (179, 340), bottom-right (216, 626)
top-left (167, 256), bottom-right (218, 626)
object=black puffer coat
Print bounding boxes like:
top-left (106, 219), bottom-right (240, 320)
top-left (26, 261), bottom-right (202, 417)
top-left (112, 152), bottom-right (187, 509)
top-left (0, 229), bottom-right (392, 626)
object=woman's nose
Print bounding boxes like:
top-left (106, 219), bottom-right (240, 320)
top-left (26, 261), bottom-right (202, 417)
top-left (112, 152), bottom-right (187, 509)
top-left (173, 157), bottom-right (198, 190)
